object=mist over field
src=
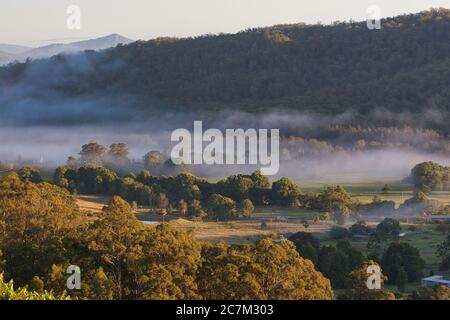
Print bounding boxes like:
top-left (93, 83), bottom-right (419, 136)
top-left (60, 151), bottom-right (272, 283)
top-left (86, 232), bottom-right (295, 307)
top-left (0, 116), bottom-right (448, 180)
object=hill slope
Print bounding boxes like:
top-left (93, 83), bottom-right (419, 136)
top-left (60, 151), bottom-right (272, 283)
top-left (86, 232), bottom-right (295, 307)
top-left (0, 34), bottom-right (133, 65)
top-left (1, 9), bottom-right (449, 131)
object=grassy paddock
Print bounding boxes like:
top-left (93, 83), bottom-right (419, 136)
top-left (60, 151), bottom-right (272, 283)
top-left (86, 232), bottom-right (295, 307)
top-left (76, 195), bottom-right (111, 212)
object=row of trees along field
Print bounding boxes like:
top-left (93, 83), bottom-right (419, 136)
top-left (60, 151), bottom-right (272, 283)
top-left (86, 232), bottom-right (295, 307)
top-left (53, 163), bottom-right (360, 223)
top-left (2, 172), bottom-right (450, 300)
top-left (51, 161), bottom-right (449, 223)
top-left (4, 140), bottom-right (438, 223)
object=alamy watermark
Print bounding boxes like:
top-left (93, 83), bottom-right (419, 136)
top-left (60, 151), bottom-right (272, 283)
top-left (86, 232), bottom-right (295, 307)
top-left (366, 5), bottom-right (382, 30)
top-left (171, 121), bottom-right (280, 175)
top-left (66, 265), bottom-right (81, 290)
top-left (366, 264), bottom-right (381, 290)
top-left (67, 5), bottom-right (82, 30)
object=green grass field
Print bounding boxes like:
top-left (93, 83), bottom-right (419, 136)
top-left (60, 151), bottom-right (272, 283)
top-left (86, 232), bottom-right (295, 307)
top-left (131, 204), bottom-right (329, 245)
top-left (300, 178), bottom-right (450, 206)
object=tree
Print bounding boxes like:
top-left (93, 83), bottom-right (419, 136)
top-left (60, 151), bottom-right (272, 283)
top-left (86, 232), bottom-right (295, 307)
top-left (17, 166), bottom-right (43, 183)
top-left (367, 218), bottom-right (402, 260)
top-left (168, 173), bottom-right (203, 203)
top-left (239, 199), bottom-right (254, 218)
top-left (288, 232), bottom-right (320, 265)
top-left (249, 187), bottom-right (272, 206)
top-left (411, 161), bottom-right (449, 192)
top-left (138, 224), bottom-right (202, 299)
top-left (350, 220), bottom-right (371, 236)
top-left (82, 196), bottom-right (147, 299)
top-left (340, 261), bottom-right (395, 300)
top-left (188, 199), bottom-right (207, 219)
top-left (0, 274), bottom-right (70, 300)
top-left (0, 173), bottom-right (86, 288)
top-left (250, 170), bottom-right (270, 189)
top-left (67, 156), bottom-right (77, 168)
top-left (218, 175), bottom-right (254, 202)
top-left (79, 142), bottom-right (108, 164)
top-left (198, 238), bottom-right (333, 300)
top-left (81, 199), bottom-right (202, 300)
top-left (437, 235), bottom-right (450, 271)
top-left (317, 241), bottom-right (364, 288)
top-left (108, 143), bottom-right (129, 159)
top-left (381, 242), bottom-right (425, 284)
top-left (143, 151), bottom-right (165, 167)
top-left (329, 225), bottom-right (351, 240)
top-left (374, 218), bottom-right (402, 242)
top-left (56, 165), bottom-right (120, 195)
top-left (205, 194), bottom-right (237, 221)
top-left (271, 177), bottom-right (301, 207)
top-left (119, 179), bottom-right (154, 206)
top-left (107, 143), bottom-right (131, 166)
top-left (318, 186), bottom-right (353, 224)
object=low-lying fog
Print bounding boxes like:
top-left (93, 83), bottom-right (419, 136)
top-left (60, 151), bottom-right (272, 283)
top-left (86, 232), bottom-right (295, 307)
top-left (1, 51), bottom-right (448, 179)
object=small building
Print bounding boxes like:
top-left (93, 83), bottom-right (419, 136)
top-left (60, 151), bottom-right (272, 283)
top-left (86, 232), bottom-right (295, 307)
top-left (421, 275), bottom-right (450, 288)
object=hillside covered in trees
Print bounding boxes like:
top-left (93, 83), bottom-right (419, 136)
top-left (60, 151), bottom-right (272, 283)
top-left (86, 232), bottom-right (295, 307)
top-left (0, 9), bottom-right (449, 133)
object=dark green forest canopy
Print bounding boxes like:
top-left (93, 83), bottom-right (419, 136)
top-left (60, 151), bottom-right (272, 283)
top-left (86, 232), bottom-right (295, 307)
top-left (1, 9), bottom-right (449, 131)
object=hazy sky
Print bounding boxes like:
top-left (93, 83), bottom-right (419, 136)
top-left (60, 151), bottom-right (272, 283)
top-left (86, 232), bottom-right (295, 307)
top-left (1, 0), bottom-right (450, 46)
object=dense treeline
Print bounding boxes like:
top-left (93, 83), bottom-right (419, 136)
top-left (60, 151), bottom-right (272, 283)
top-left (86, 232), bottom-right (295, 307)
top-left (53, 162), bottom-right (359, 223)
top-left (409, 161), bottom-right (450, 191)
top-left (1, 9), bottom-right (450, 132)
top-left (49, 145), bottom-right (450, 221)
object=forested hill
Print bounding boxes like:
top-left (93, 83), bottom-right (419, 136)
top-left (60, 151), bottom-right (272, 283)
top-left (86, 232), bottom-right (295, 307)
top-left (1, 9), bottom-right (450, 128)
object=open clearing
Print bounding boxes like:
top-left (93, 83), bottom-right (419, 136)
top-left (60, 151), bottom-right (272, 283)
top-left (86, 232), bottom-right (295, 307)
top-left (77, 195), bottom-right (111, 212)
top-left (135, 205), bottom-right (329, 244)
top-left (75, 180), bottom-right (450, 245)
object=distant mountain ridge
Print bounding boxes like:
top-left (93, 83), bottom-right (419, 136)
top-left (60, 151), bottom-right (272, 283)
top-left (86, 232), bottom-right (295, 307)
top-left (0, 34), bottom-right (133, 65)
top-left (0, 44), bottom-right (32, 55)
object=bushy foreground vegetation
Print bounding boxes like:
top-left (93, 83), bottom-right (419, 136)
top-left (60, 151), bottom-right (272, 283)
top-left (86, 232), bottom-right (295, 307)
top-left (0, 275), bottom-right (70, 300)
top-left (0, 173), bottom-right (334, 300)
